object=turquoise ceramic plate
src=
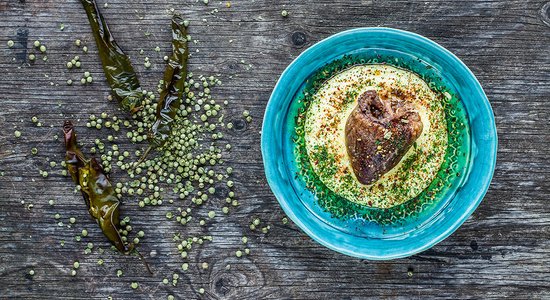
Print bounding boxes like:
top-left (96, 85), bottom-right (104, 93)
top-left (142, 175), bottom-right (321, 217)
top-left (261, 28), bottom-right (497, 260)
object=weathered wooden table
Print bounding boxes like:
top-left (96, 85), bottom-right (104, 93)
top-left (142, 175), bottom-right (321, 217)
top-left (1, 0), bottom-right (549, 299)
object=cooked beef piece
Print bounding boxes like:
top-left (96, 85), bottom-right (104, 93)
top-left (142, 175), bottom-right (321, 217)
top-left (345, 90), bottom-right (423, 185)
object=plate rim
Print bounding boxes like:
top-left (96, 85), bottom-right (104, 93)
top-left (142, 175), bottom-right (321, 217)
top-left (261, 27), bottom-right (497, 260)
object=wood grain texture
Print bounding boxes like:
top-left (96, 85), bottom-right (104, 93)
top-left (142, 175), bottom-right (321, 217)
top-left (1, 0), bottom-right (549, 299)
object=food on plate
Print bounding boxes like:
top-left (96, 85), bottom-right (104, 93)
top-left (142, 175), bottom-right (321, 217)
top-left (303, 64), bottom-right (448, 209)
top-left (345, 89), bottom-right (423, 185)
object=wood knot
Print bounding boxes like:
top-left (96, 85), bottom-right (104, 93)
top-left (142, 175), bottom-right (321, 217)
top-left (223, 59), bottom-right (242, 75)
top-left (291, 31), bottom-right (307, 47)
top-left (15, 27), bottom-right (29, 63)
top-left (209, 258), bottom-right (265, 298)
top-left (541, 1), bottom-right (550, 27)
top-left (231, 119), bottom-right (247, 131)
top-left (470, 240), bottom-right (479, 251)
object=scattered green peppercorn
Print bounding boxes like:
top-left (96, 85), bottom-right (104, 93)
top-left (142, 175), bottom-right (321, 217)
top-left (7, 40), bottom-right (14, 48)
top-left (181, 263), bottom-right (189, 271)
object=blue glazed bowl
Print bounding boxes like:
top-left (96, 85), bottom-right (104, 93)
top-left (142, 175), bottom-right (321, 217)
top-left (261, 28), bottom-right (497, 260)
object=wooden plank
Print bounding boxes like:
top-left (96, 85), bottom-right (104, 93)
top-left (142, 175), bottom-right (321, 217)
top-left (0, 0), bottom-right (549, 299)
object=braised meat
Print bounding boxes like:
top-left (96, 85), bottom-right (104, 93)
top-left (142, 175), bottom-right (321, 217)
top-left (345, 90), bottom-right (423, 185)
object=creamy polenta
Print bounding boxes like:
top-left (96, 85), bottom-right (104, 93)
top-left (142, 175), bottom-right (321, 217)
top-left (304, 64), bottom-right (448, 208)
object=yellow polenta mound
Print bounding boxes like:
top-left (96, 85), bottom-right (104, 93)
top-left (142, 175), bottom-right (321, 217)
top-left (304, 64), bottom-right (448, 208)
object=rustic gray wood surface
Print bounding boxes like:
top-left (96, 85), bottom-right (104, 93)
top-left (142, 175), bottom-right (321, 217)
top-left (1, 0), bottom-right (549, 299)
